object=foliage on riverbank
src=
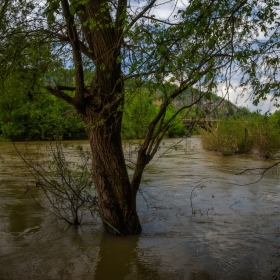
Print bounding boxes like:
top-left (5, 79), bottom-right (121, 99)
top-left (0, 68), bottom-right (87, 141)
top-left (200, 113), bottom-right (280, 158)
top-left (0, 70), bottom-right (187, 141)
top-left (122, 87), bottom-right (187, 139)
top-left (0, 67), bottom-right (258, 142)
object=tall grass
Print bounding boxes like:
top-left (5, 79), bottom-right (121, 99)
top-left (250, 120), bottom-right (280, 158)
top-left (200, 118), bottom-right (280, 158)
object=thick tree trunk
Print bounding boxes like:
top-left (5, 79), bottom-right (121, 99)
top-left (85, 117), bottom-right (142, 235)
top-left (47, 0), bottom-right (143, 235)
top-left (81, 70), bottom-right (142, 235)
top-left (91, 134), bottom-right (141, 234)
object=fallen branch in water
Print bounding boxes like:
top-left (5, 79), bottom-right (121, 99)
top-left (235, 161), bottom-right (280, 185)
top-left (230, 200), bottom-right (241, 208)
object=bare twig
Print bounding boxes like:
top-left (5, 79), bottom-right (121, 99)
top-left (236, 162), bottom-right (280, 185)
top-left (230, 200), bottom-right (241, 208)
top-left (15, 141), bottom-right (98, 225)
top-left (190, 182), bottom-right (205, 215)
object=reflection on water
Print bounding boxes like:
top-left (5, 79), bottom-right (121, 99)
top-left (0, 138), bottom-right (280, 279)
top-left (94, 234), bottom-right (138, 280)
top-left (94, 234), bottom-right (162, 280)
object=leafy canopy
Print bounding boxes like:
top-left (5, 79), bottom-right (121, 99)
top-left (1, 0), bottom-right (280, 141)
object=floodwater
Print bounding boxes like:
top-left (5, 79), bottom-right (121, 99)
top-left (0, 137), bottom-right (280, 280)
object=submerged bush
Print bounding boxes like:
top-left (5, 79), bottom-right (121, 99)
top-left (18, 142), bottom-right (97, 225)
top-left (200, 117), bottom-right (280, 157)
top-left (200, 120), bottom-right (253, 155)
top-left (250, 120), bottom-right (280, 158)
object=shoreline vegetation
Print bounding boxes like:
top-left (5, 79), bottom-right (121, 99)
top-left (2, 114), bottom-right (280, 160)
top-left (1, 75), bottom-right (280, 159)
top-left (199, 115), bottom-right (280, 158)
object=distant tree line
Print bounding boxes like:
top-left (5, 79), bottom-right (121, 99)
top-left (0, 68), bottom-right (187, 141)
top-left (0, 67), bottom-right (266, 142)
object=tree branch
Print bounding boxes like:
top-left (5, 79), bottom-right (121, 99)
top-left (116, 0), bottom-right (127, 35)
top-left (127, 0), bottom-right (157, 31)
top-left (45, 86), bottom-right (75, 106)
top-left (44, 29), bottom-right (95, 61)
top-left (61, 0), bottom-right (85, 102)
top-left (141, 15), bottom-right (179, 26)
top-left (55, 85), bottom-right (76, 91)
top-left (236, 162), bottom-right (280, 185)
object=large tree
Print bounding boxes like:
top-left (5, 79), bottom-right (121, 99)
top-left (1, 0), bottom-right (279, 235)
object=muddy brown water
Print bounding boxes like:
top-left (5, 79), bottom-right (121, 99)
top-left (0, 137), bottom-right (280, 280)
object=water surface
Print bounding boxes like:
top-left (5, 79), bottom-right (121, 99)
top-left (0, 138), bottom-right (280, 279)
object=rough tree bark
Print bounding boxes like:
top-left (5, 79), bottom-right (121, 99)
top-left (46, 0), bottom-right (142, 235)
top-left (82, 59), bottom-right (142, 235)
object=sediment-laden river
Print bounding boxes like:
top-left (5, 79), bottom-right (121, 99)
top-left (0, 137), bottom-right (280, 280)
